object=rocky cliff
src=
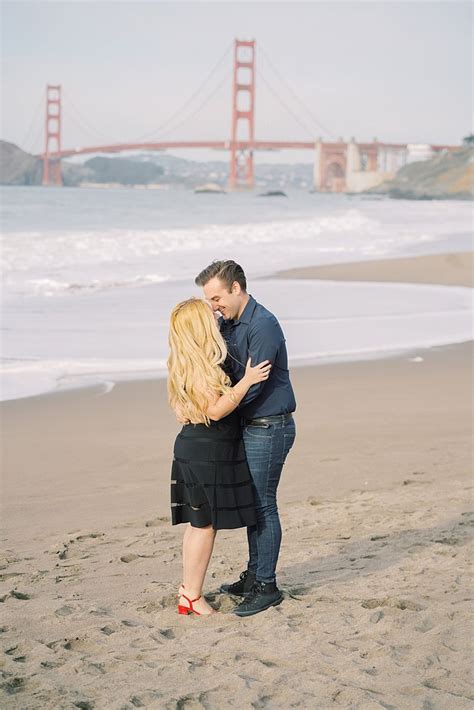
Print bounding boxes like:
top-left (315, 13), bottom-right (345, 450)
top-left (370, 146), bottom-right (473, 200)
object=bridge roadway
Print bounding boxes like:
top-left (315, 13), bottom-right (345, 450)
top-left (39, 140), bottom-right (454, 160)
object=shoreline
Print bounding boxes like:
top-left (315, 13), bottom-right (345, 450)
top-left (273, 250), bottom-right (474, 287)
top-left (3, 248), bottom-right (472, 543)
top-left (2, 250), bottom-right (472, 405)
top-left (3, 337), bottom-right (472, 545)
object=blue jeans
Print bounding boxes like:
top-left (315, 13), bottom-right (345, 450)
top-left (243, 416), bottom-right (296, 584)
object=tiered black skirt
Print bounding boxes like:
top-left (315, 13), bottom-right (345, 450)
top-left (171, 411), bottom-right (256, 530)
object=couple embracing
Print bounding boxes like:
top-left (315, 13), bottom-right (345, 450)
top-left (167, 260), bottom-right (296, 617)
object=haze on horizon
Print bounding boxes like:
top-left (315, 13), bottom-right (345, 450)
top-left (1, 0), bottom-right (472, 165)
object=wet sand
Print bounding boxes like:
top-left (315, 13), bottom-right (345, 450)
top-left (275, 250), bottom-right (474, 287)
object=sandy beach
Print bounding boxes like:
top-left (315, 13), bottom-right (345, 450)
top-left (1, 251), bottom-right (473, 709)
top-left (275, 251), bottom-right (474, 287)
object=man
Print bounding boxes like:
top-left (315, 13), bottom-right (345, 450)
top-left (195, 260), bottom-right (296, 617)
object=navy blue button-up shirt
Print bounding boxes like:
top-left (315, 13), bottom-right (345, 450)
top-left (219, 295), bottom-right (296, 419)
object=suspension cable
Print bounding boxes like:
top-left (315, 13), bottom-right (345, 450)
top-left (133, 41), bottom-right (233, 142)
top-left (62, 89), bottom-right (114, 143)
top-left (153, 71), bottom-right (230, 141)
top-left (259, 43), bottom-right (335, 139)
top-left (21, 94), bottom-right (44, 152)
top-left (256, 66), bottom-right (317, 140)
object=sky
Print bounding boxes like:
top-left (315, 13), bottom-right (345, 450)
top-left (1, 0), bottom-right (472, 164)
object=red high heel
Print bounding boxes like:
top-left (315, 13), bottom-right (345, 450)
top-left (178, 592), bottom-right (203, 616)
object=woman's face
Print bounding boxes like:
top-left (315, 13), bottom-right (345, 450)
top-left (204, 299), bottom-right (222, 324)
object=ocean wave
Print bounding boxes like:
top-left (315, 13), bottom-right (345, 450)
top-left (25, 273), bottom-right (171, 296)
top-left (0, 357), bottom-right (168, 402)
top-left (0, 209), bottom-right (418, 273)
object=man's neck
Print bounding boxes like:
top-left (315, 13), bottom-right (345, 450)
top-left (236, 293), bottom-right (250, 320)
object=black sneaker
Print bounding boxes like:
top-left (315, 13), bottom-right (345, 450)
top-left (219, 569), bottom-right (256, 596)
top-left (233, 580), bottom-right (283, 617)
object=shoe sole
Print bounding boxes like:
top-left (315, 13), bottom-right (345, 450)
top-left (233, 595), bottom-right (283, 617)
top-left (219, 586), bottom-right (250, 596)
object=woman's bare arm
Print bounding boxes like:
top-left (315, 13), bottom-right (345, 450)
top-left (207, 359), bottom-right (271, 422)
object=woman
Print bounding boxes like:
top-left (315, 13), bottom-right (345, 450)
top-left (167, 298), bottom-right (271, 616)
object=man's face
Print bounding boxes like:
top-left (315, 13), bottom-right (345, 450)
top-left (202, 277), bottom-right (242, 321)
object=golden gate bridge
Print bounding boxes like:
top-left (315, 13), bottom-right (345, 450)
top-left (35, 39), bottom-right (456, 192)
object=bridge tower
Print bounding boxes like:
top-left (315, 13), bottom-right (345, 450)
top-left (42, 84), bottom-right (62, 186)
top-left (228, 39), bottom-right (255, 190)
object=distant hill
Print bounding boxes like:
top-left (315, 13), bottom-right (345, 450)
top-left (0, 141), bottom-right (91, 186)
top-left (0, 141), bottom-right (314, 189)
top-left (0, 142), bottom-right (165, 186)
top-left (370, 146), bottom-right (473, 200)
top-left (83, 156), bottom-right (164, 184)
top-left (2, 139), bottom-right (472, 198)
top-left (0, 141), bottom-right (42, 185)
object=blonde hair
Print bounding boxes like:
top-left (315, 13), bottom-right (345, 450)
top-left (167, 298), bottom-right (232, 425)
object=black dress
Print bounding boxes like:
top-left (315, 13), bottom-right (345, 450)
top-left (171, 410), bottom-right (256, 530)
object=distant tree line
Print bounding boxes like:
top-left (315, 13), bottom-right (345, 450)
top-left (84, 157), bottom-right (164, 184)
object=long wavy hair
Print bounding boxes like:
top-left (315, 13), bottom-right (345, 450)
top-left (167, 298), bottom-right (232, 425)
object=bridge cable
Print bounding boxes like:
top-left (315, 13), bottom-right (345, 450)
top-left (62, 107), bottom-right (111, 147)
top-left (256, 66), bottom-right (319, 140)
top-left (62, 89), bottom-right (115, 143)
top-left (21, 94), bottom-right (44, 153)
top-left (259, 43), bottom-right (336, 139)
top-left (27, 124), bottom-right (44, 157)
top-left (133, 41), bottom-right (233, 142)
top-left (152, 71), bottom-right (230, 141)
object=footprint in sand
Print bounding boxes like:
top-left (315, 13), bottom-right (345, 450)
top-left (156, 628), bottom-right (175, 640)
top-left (0, 572), bottom-right (24, 583)
top-left (121, 619), bottom-right (146, 628)
top-left (4, 644), bottom-right (27, 663)
top-left (157, 592), bottom-right (180, 610)
top-left (145, 517), bottom-right (168, 527)
top-left (415, 617), bottom-right (436, 633)
top-left (361, 597), bottom-right (426, 611)
top-left (369, 610), bottom-right (384, 624)
top-left (285, 585), bottom-right (311, 599)
top-left (0, 676), bottom-right (27, 696)
top-left (174, 691), bottom-right (212, 708)
top-left (100, 625), bottom-right (116, 636)
top-left (120, 553), bottom-right (140, 563)
top-left (88, 606), bottom-right (111, 617)
top-left (136, 599), bottom-right (163, 614)
top-left (433, 536), bottom-right (460, 546)
top-left (56, 635), bottom-right (102, 654)
top-left (9, 590), bottom-right (31, 600)
top-left (74, 532), bottom-right (104, 541)
top-left (128, 692), bottom-right (163, 706)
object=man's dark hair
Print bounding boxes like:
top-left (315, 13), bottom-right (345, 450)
top-left (194, 260), bottom-right (247, 292)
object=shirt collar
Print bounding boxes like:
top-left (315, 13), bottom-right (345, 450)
top-left (233, 295), bottom-right (257, 325)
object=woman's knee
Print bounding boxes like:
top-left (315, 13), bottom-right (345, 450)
top-left (189, 523), bottom-right (216, 534)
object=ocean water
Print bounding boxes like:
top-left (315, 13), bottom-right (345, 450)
top-left (1, 186), bottom-right (472, 401)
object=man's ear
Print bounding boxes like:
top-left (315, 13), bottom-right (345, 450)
top-left (232, 281), bottom-right (241, 295)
